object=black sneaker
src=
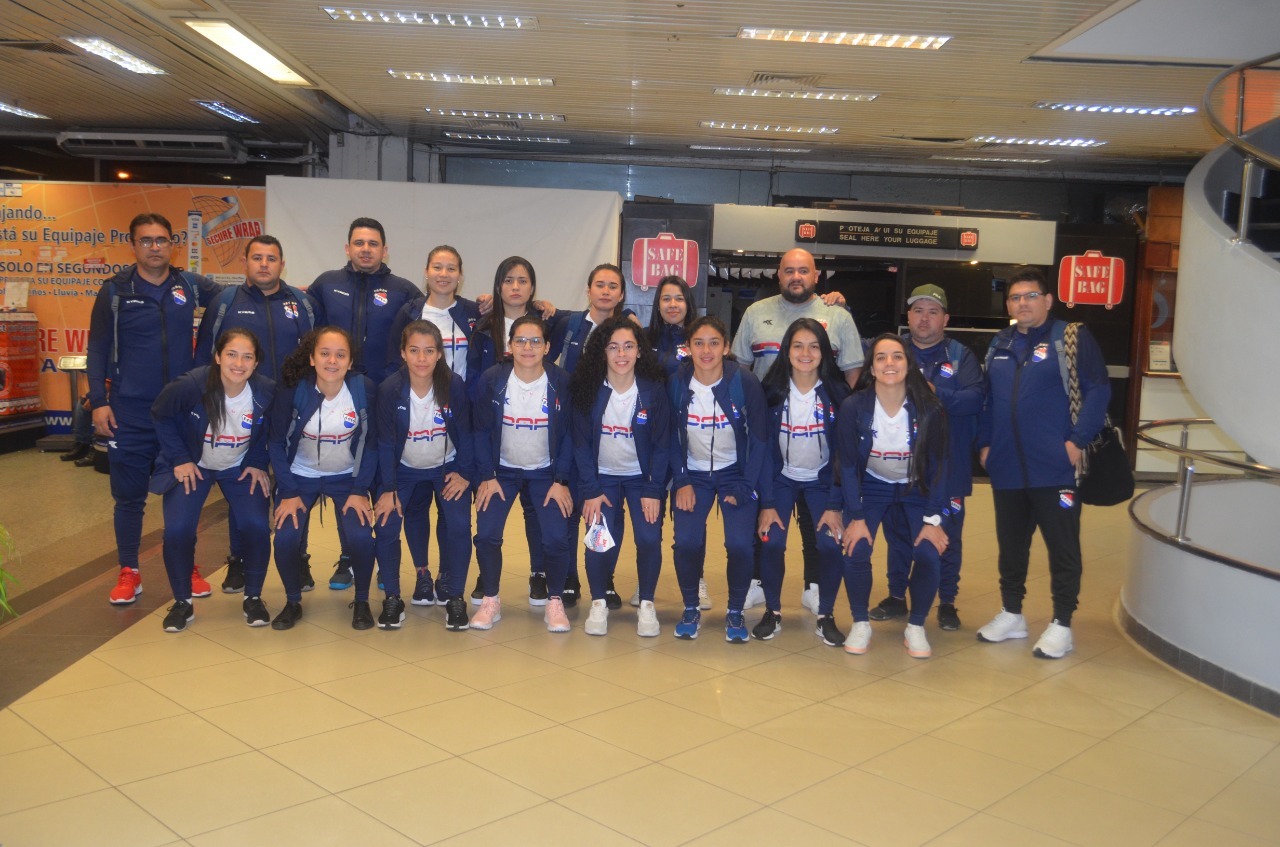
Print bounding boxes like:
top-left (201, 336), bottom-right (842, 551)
top-left (752, 609), bottom-right (782, 640)
top-left (299, 553), bottom-right (315, 592)
top-left (378, 596), bottom-right (406, 630)
top-left (937, 603), bottom-right (962, 631)
top-left (221, 555), bottom-right (245, 593)
top-left (444, 596), bottom-right (469, 631)
top-left (350, 600), bottom-right (375, 630)
top-left (562, 571), bottom-right (581, 608)
top-left (243, 596), bottom-right (269, 627)
top-left (470, 574), bottom-right (484, 606)
top-left (163, 600), bottom-right (194, 632)
top-left (329, 555), bottom-right (354, 590)
top-left (868, 595), bottom-right (908, 621)
top-left (411, 570), bottom-right (435, 606)
top-left (815, 614), bottom-right (846, 647)
top-left (528, 572), bottom-right (549, 606)
top-left (271, 601), bottom-right (303, 630)
top-left (604, 576), bottom-right (622, 610)
top-left (435, 576), bottom-right (450, 607)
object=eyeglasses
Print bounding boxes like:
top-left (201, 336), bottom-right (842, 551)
top-left (606, 343), bottom-right (638, 354)
top-left (1007, 291), bottom-right (1043, 303)
top-left (511, 336), bottom-right (545, 349)
top-left (135, 236), bottom-right (173, 248)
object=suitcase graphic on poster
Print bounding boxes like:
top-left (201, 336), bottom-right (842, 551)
top-left (630, 232), bottom-right (700, 292)
top-left (1057, 250), bottom-right (1126, 309)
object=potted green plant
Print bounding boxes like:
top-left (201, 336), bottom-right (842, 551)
top-left (0, 525), bottom-right (16, 618)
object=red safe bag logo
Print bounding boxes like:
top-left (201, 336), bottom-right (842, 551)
top-left (631, 232), bottom-right (699, 291)
top-left (1058, 250), bottom-right (1126, 309)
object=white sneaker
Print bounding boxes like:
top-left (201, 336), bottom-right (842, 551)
top-left (844, 621), bottom-right (872, 654)
top-left (743, 579), bottom-right (765, 610)
top-left (470, 596), bottom-right (501, 630)
top-left (629, 589), bottom-right (640, 607)
top-left (800, 582), bottom-right (820, 615)
top-left (585, 599), bottom-right (609, 636)
top-left (1033, 621), bottom-right (1074, 659)
top-left (976, 609), bottom-right (1028, 643)
top-left (698, 578), bottom-right (712, 610)
top-left (637, 600), bottom-right (660, 637)
top-left (904, 623), bottom-right (932, 658)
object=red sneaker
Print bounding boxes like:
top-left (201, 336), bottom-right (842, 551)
top-left (191, 565), bottom-right (212, 598)
top-left (109, 568), bottom-right (142, 605)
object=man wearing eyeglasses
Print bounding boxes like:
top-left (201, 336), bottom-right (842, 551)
top-left (87, 212), bottom-right (223, 605)
top-left (975, 266), bottom-right (1109, 659)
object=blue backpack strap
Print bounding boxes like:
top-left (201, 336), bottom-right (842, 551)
top-left (176, 270), bottom-right (200, 303)
top-left (109, 278), bottom-right (121, 369)
top-left (206, 286), bottom-right (239, 352)
top-left (728, 366), bottom-right (746, 418)
top-left (557, 311), bottom-right (587, 368)
top-left (946, 338), bottom-right (966, 373)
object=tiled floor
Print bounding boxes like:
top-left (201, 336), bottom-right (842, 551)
top-left (2, 486), bottom-right (1278, 846)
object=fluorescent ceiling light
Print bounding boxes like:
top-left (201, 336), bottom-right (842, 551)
top-left (739, 28), bottom-right (950, 49)
top-left (392, 70), bottom-right (552, 85)
top-left (691, 145), bottom-right (810, 153)
top-left (444, 132), bottom-right (568, 143)
top-left (1035, 101), bottom-right (1196, 116)
top-left (183, 20), bottom-right (309, 85)
top-left (932, 155), bottom-right (1052, 164)
top-left (701, 120), bottom-right (838, 134)
top-left (714, 87), bottom-right (877, 101)
top-left (424, 108), bottom-right (563, 120)
top-left (192, 100), bottom-right (260, 123)
top-left (0, 100), bottom-right (49, 119)
top-left (65, 37), bottom-right (165, 74)
top-left (322, 8), bottom-right (537, 28)
top-left (974, 135), bottom-right (1106, 147)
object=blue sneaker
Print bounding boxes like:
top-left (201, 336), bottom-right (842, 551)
top-left (725, 610), bottom-right (748, 643)
top-left (328, 555), bottom-right (353, 590)
top-left (674, 606), bottom-right (701, 640)
top-left (411, 570), bottom-right (436, 606)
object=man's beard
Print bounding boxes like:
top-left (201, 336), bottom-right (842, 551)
top-left (781, 287), bottom-right (811, 304)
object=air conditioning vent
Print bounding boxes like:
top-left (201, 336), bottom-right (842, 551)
top-left (56, 132), bottom-right (248, 162)
top-left (0, 40), bottom-right (78, 56)
top-left (466, 119), bottom-right (521, 130)
top-left (748, 71), bottom-right (822, 89)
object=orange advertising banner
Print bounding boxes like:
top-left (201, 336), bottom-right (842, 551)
top-left (0, 182), bottom-right (265, 431)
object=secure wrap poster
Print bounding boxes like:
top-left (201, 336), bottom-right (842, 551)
top-left (0, 182), bottom-right (265, 431)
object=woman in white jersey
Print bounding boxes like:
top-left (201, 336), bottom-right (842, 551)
top-left (150, 328), bottom-right (275, 632)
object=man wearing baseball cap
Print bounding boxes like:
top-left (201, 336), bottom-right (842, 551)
top-left (870, 283), bottom-right (982, 631)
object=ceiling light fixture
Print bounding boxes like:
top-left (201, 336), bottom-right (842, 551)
top-left (321, 8), bottom-right (537, 28)
top-left (424, 107), bottom-right (563, 120)
top-left (182, 20), bottom-right (310, 85)
top-left (1034, 101), bottom-right (1196, 116)
top-left (65, 37), bottom-right (165, 74)
top-left (0, 100), bottom-right (49, 119)
top-left (443, 132), bottom-right (568, 142)
top-left (973, 135), bottom-right (1105, 147)
top-left (392, 70), bottom-right (552, 85)
top-left (738, 28), bottom-right (950, 49)
top-left (690, 145), bottom-right (810, 153)
top-left (932, 155), bottom-right (1052, 163)
top-left (701, 120), bottom-right (837, 134)
top-left (192, 100), bottom-right (260, 123)
top-left (714, 87), bottom-right (877, 101)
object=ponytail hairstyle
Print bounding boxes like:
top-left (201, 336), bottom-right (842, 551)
top-left (205, 328), bottom-right (263, 435)
top-left (425, 244), bottom-right (463, 294)
top-left (646, 275), bottom-right (695, 346)
top-left (587, 262), bottom-right (628, 316)
top-left (760, 317), bottom-right (846, 407)
top-left (476, 256), bottom-right (537, 361)
top-left (281, 326), bottom-right (354, 389)
top-left (856, 333), bottom-right (948, 497)
top-left (685, 314), bottom-right (735, 360)
top-left (400, 319), bottom-right (452, 411)
top-left (570, 315), bottom-right (664, 412)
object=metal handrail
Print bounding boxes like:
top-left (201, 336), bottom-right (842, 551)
top-left (1202, 50), bottom-right (1280, 173)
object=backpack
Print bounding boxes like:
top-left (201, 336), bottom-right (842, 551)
top-left (984, 322), bottom-right (1070, 396)
top-left (206, 284), bottom-right (315, 356)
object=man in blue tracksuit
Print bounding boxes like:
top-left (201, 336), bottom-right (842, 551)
top-left (87, 212), bottom-right (223, 605)
top-left (194, 234), bottom-right (317, 592)
top-left (871, 284), bottom-right (982, 631)
top-left (307, 217), bottom-right (421, 589)
top-left (976, 267), bottom-right (1110, 659)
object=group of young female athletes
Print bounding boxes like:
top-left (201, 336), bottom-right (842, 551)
top-left (152, 244), bottom-right (951, 658)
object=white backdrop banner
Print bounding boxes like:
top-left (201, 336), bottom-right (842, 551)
top-left (266, 176), bottom-right (623, 310)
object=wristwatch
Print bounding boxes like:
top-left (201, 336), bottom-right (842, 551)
top-left (554, 477), bottom-right (572, 487)
top-left (922, 514), bottom-right (942, 527)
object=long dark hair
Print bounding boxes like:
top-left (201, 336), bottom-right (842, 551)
top-left (685, 315), bottom-right (736, 362)
top-left (646, 275), bottom-right (695, 346)
top-left (856, 333), bottom-right (947, 496)
top-left (400, 319), bottom-right (451, 411)
top-left (281, 326), bottom-right (354, 389)
top-left (760, 318), bottom-right (847, 407)
top-left (570, 316), bottom-right (665, 411)
top-left (475, 256), bottom-right (536, 361)
top-left (588, 263), bottom-right (628, 316)
top-left (205, 328), bottom-right (263, 435)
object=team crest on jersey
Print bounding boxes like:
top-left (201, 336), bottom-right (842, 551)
top-left (950, 497), bottom-right (962, 513)
top-left (818, 319), bottom-right (829, 330)
top-left (541, 397), bottom-right (549, 414)
top-left (283, 302), bottom-right (298, 319)
top-left (343, 409), bottom-right (357, 429)
top-left (171, 287), bottom-right (187, 306)
top-left (1059, 490), bottom-right (1074, 509)
top-left (373, 289), bottom-right (388, 306)
top-left (1032, 343), bottom-right (1049, 362)
top-left (240, 412), bottom-right (254, 430)
top-left (676, 344), bottom-right (690, 360)
top-left (939, 362), bottom-right (954, 378)
top-left (433, 408), bottom-right (446, 425)
top-left (635, 408), bottom-right (648, 425)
